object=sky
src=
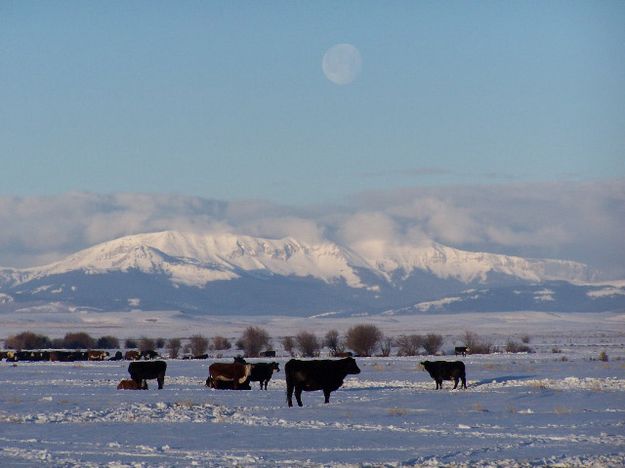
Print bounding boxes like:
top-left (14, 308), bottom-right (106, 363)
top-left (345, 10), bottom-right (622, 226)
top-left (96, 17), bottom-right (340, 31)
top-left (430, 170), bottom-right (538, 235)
top-left (1, 2), bottom-right (624, 275)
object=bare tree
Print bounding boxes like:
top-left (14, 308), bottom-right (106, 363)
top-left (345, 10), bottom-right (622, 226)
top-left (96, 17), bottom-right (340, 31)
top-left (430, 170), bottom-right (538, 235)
top-left (396, 334), bottom-right (423, 356)
top-left (6, 331), bottom-right (51, 350)
top-left (422, 333), bottom-right (443, 355)
top-left (96, 335), bottom-right (120, 349)
top-left (125, 338), bottom-right (138, 349)
top-left (236, 326), bottom-right (270, 357)
top-left (296, 331), bottom-right (320, 357)
top-left (324, 329), bottom-right (344, 356)
top-left (345, 324), bottom-right (383, 357)
top-left (63, 332), bottom-right (95, 349)
top-left (462, 331), bottom-right (492, 355)
top-left (282, 336), bottom-right (296, 357)
top-left (189, 334), bottom-right (209, 356)
top-left (211, 336), bottom-right (232, 351)
top-left (380, 336), bottom-right (394, 357)
top-left (139, 337), bottom-right (156, 353)
top-left (167, 338), bottom-right (182, 359)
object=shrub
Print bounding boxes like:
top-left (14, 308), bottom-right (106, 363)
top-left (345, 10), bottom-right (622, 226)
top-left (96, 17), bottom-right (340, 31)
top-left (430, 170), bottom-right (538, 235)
top-left (521, 334), bottom-right (531, 344)
top-left (422, 333), bottom-right (443, 355)
top-left (599, 351), bottom-right (609, 362)
top-left (236, 326), bottom-right (270, 357)
top-left (282, 336), bottom-right (296, 357)
top-left (6, 331), bottom-right (51, 350)
top-left (139, 337), bottom-right (156, 353)
top-left (96, 336), bottom-right (120, 349)
top-left (51, 338), bottom-right (65, 349)
top-left (505, 340), bottom-right (532, 353)
top-left (296, 331), bottom-right (320, 357)
top-left (189, 335), bottom-right (209, 356)
top-left (155, 337), bottom-right (166, 349)
top-left (62, 332), bottom-right (95, 349)
top-left (380, 337), bottom-right (393, 357)
top-left (396, 334), bottom-right (423, 356)
top-left (462, 331), bottom-right (492, 355)
top-left (125, 338), bottom-right (138, 349)
top-left (345, 324), bottom-right (383, 357)
top-left (324, 329), bottom-right (344, 356)
top-left (167, 338), bottom-right (182, 359)
top-left (211, 336), bottom-right (232, 351)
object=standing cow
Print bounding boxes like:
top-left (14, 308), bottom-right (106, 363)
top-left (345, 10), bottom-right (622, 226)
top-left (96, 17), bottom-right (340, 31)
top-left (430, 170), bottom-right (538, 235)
top-left (249, 362), bottom-right (280, 390)
top-left (128, 360), bottom-right (167, 389)
top-left (421, 360), bottom-right (467, 390)
top-left (285, 357), bottom-right (360, 407)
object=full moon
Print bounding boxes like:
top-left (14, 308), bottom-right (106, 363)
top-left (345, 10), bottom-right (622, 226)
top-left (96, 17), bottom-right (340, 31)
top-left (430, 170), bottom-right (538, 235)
top-left (322, 43), bottom-right (362, 85)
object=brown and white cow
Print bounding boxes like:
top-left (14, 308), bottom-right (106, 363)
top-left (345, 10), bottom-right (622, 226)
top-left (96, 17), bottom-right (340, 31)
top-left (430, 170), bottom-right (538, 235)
top-left (88, 350), bottom-right (110, 361)
top-left (207, 362), bottom-right (252, 390)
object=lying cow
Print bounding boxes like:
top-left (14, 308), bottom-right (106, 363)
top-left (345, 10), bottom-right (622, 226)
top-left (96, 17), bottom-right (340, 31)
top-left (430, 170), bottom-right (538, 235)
top-left (117, 379), bottom-right (144, 390)
top-left (285, 357), bottom-right (361, 407)
top-left (454, 346), bottom-right (469, 357)
top-left (88, 350), bottom-right (110, 361)
top-left (128, 360), bottom-right (167, 389)
top-left (207, 362), bottom-right (252, 390)
top-left (421, 360), bottom-right (467, 390)
top-left (250, 362), bottom-right (280, 390)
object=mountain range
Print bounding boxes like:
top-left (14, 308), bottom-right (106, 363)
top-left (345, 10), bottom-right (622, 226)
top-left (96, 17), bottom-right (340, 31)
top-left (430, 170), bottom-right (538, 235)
top-left (0, 231), bottom-right (623, 316)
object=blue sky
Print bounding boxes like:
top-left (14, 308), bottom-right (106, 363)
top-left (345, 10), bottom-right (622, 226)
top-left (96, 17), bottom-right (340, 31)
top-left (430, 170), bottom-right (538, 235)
top-left (2, 1), bottom-right (624, 205)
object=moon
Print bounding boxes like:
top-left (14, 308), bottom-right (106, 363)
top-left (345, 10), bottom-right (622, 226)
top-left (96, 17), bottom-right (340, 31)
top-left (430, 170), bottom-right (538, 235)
top-left (322, 43), bottom-right (362, 85)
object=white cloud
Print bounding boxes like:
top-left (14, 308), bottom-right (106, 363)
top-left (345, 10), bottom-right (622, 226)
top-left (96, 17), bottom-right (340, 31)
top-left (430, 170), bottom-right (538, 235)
top-left (0, 180), bottom-right (623, 278)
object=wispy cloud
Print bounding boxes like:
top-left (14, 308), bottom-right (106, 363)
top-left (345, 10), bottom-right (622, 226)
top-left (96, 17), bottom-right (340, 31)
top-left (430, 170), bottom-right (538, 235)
top-left (361, 167), bottom-right (454, 178)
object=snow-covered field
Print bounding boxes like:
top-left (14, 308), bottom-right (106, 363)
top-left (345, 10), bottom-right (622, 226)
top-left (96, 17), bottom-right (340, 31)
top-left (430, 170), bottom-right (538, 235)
top-left (1, 316), bottom-right (624, 467)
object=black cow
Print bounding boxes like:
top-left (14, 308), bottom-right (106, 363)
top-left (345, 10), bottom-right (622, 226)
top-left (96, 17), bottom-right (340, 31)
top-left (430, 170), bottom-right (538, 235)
top-left (454, 346), bottom-right (469, 357)
top-left (249, 362), bottom-right (280, 390)
top-left (128, 360), bottom-right (167, 389)
top-left (285, 357), bottom-right (361, 407)
top-left (421, 360), bottom-right (467, 390)
top-left (141, 350), bottom-right (159, 360)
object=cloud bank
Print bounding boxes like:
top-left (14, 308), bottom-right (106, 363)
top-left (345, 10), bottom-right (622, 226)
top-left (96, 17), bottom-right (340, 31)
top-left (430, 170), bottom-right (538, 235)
top-left (0, 180), bottom-right (623, 278)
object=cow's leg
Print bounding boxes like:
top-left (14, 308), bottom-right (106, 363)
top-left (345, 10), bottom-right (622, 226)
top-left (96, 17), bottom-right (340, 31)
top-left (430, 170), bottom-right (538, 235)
top-left (461, 376), bottom-right (467, 389)
top-left (323, 388), bottom-right (331, 404)
top-left (436, 380), bottom-right (442, 390)
top-left (294, 386), bottom-right (303, 407)
top-left (453, 377), bottom-right (459, 389)
top-left (157, 373), bottom-right (164, 389)
top-left (286, 381), bottom-right (294, 407)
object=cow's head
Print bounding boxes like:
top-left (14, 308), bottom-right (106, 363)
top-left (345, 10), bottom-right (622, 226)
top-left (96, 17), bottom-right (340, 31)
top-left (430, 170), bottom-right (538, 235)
top-left (342, 357), bottom-right (361, 375)
top-left (271, 362), bottom-right (280, 372)
top-left (420, 361), bottom-right (431, 370)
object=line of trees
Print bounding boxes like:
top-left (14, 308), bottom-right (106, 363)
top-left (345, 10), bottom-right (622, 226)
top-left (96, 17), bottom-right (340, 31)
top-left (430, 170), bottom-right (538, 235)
top-left (3, 327), bottom-right (511, 357)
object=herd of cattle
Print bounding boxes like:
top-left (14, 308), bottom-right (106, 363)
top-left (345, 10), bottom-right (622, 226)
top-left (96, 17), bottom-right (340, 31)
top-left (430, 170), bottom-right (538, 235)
top-left (114, 356), bottom-right (468, 406)
top-left (2, 348), bottom-right (470, 406)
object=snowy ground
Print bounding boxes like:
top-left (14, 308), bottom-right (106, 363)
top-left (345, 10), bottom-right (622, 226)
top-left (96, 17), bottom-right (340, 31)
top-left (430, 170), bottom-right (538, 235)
top-left (1, 323), bottom-right (624, 467)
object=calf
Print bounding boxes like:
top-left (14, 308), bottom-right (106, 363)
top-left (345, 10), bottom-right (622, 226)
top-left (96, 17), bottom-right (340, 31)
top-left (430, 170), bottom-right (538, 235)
top-left (117, 379), bottom-right (143, 390)
top-left (249, 362), bottom-right (280, 390)
top-left (128, 360), bottom-right (167, 389)
top-left (454, 346), bottom-right (469, 357)
top-left (421, 360), bottom-right (467, 390)
top-left (285, 357), bottom-right (361, 407)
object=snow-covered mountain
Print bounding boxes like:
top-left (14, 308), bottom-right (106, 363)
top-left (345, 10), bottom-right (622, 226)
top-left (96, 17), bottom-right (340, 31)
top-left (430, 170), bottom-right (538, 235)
top-left (0, 230), bottom-right (620, 315)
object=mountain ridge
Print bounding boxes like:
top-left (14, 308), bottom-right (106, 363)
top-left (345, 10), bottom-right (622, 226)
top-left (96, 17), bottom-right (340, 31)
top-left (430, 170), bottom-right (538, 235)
top-left (0, 230), bottom-right (620, 315)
